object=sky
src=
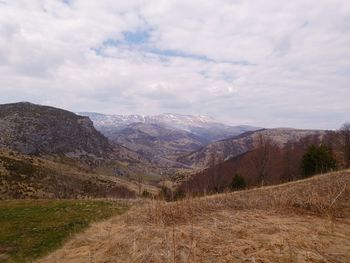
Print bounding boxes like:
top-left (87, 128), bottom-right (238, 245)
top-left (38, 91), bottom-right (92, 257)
top-left (0, 0), bottom-right (349, 129)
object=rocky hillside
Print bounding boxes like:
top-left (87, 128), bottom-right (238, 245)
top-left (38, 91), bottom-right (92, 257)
top-left (177, 128), bottom-right (326, 168)
top-left (0, 102), bottom-right (112, 158)
top-left (109, 122), bottom-right (206, 160)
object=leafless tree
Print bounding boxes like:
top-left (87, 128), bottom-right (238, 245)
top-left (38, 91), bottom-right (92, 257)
top-left (136, 173), bottom-right (144, 196)
top-left (254, 134), bottom-right (274, 186)
top-left (340, 122), bottom-right (350, 168)
top-left (207, 147), bottom-right (224, 192)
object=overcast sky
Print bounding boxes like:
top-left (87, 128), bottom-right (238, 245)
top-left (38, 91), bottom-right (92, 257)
top-left (0, 0), bottom-right (349, 129)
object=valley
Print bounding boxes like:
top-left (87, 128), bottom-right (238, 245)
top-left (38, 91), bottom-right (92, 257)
top-left (1, 1), bottom-right (349, 261)
top-left (0, 102), bottom-right (349, 262)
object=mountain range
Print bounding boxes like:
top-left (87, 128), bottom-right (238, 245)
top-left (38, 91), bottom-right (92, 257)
top-left (78, 112), bottom-right (259, 166)
top-left (78, 112), bottom-right (259, 143)
top-left (0, 101), bottom-right (331, 199)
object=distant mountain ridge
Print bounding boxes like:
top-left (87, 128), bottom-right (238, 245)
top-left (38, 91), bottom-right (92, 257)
top-left (78, 112), bottom-right (259, 143)
top-left (78, 112), bottom-right (260, 166)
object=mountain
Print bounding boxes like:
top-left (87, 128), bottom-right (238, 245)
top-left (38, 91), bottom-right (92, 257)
top-left (78, 112), bottom-right (260, 167)
top-left (0, 102), bottom-right (164, 198)
top-left (178, 129), bottom-right (332, 194)
top-left (177, 128), bottom-right (326, 168)
top-left (108, 122), bottom-right (206, 164)
top-left (78, 112), bottom-right (259, 143)
top-left (0, 102), bottom-right (111, 158)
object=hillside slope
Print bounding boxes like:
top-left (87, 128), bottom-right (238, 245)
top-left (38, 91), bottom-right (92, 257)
top-left (0, 102), bottom-right (111, 158)
top-left (0, 148), bottom-right (139, 199)
top-left (42, 170), bottom-right (350, 262)
top-left (177, 128), bottom-right (325, 168)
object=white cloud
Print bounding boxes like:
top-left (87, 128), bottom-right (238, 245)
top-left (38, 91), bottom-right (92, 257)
top-left (0, 0), bottom-right (349, 129)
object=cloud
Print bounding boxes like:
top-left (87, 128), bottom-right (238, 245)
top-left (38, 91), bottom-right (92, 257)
top-left (0, 0), bottom-right (349, 129)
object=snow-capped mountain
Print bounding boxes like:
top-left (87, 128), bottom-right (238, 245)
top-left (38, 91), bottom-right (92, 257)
top-left (78, 113), bottom-right (214, 129)
top-left (77, 112), bottom-right (259, 142)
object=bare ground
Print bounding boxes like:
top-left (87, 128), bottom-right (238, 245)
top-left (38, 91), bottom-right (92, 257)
top-left (40, 170), bottom-right (350, 263)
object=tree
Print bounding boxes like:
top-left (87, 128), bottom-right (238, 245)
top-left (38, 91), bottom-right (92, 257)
top-left (230, 174), bottom-right (246, 191)
top-left (301, 145), bottom-right (337, 177)
top-left (207, 147), bottom-right (224, 193)
top-left (340, 122), bottom-right (350, 168)
top-left (136, 173), bottom-right (143, 196)
top-left (159, 185), bottom-right (173, 201)
top-left (254, 134), bottom-right (274, 186)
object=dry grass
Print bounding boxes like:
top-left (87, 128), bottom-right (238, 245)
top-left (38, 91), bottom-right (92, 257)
top-left (40, 170), bottom-right (350, 263)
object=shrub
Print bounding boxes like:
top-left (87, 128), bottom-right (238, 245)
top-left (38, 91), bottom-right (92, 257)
top-left (158, 186), bottom-right (173, 201)
top-left (230, 174), bottom-right (246, 191)
top-left (174, 189), bottom-right (185, 200)
top-left (142, 190), bottom-right (153, 198)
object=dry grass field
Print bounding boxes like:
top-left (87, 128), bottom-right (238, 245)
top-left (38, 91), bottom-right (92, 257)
top-left (41, 170), bottom-right (350, 263)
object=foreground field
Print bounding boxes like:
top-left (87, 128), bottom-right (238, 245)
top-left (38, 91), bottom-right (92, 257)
top-left (0, 200), bottom-right (129, 262)
top-left (42, 170), bottom-right (350, 262)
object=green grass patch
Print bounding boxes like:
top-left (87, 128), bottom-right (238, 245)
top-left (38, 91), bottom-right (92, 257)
top-left (0, 199), bottom-right (129, 262)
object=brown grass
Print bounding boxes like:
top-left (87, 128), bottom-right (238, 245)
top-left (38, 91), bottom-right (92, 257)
top-left (40, 170), bottom-right (350, 262)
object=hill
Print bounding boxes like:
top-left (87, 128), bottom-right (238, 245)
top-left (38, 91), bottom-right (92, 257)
top-left (177, 128), bottom-right (325, 168)
top-left (0, 102), bottom-right (111, 159)
top-left (41, 170), bottom-right (350, 262)
top-left (0, 148), bottom-right (138, 199)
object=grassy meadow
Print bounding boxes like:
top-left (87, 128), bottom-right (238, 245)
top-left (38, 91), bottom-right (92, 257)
top-left (0, 200), bottom-right (129, 262)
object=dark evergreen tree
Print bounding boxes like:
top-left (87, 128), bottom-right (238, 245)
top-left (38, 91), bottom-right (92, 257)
top-left (301, 145), bottom-right (337, 177)
top-left (230, 174), bottom-right (246, 191)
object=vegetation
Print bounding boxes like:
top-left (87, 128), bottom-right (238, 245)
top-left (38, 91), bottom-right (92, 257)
top-left (42, 171), bottom-right (350, 263)
top-left (301, 144), bottom-right (337, 177)
top-left (340, 122), bottom-right (350, 167)
top-left (230, 174), bottom-right (246, 191)
top-left (158, 186), bottom-right (173, 201)
top-left (0, 200), bottom-right (129, 262)
top-left (174, 189), bottom-right (185, 200)
top-left (0, 150), bottom-right (136, 199)
top-left (141, 190), bottom-right (153, 198)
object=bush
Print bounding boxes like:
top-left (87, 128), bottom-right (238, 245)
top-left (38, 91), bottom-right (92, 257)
top-left (301, 145), bottom-right (337, 177)
top-left (142, 190), bottom-right (153, 198)
top-left (158, 186), bottom-right (173, 201)
top-left (230, 174), bottom-right (246, 191)
top-left (174, 189), bottom-right (185, 200)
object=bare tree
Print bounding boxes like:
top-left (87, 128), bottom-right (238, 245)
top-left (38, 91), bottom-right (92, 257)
top-left (254, 134), bottom-right (274, 186)
top-left (340, 122), bottom-right (350, 168)
top-left (282, 143), bottom-right (294, 182)
top-left (207, 147), bottom-right (224, 193)
top-left (136, 172), bottom-right (144, 196)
